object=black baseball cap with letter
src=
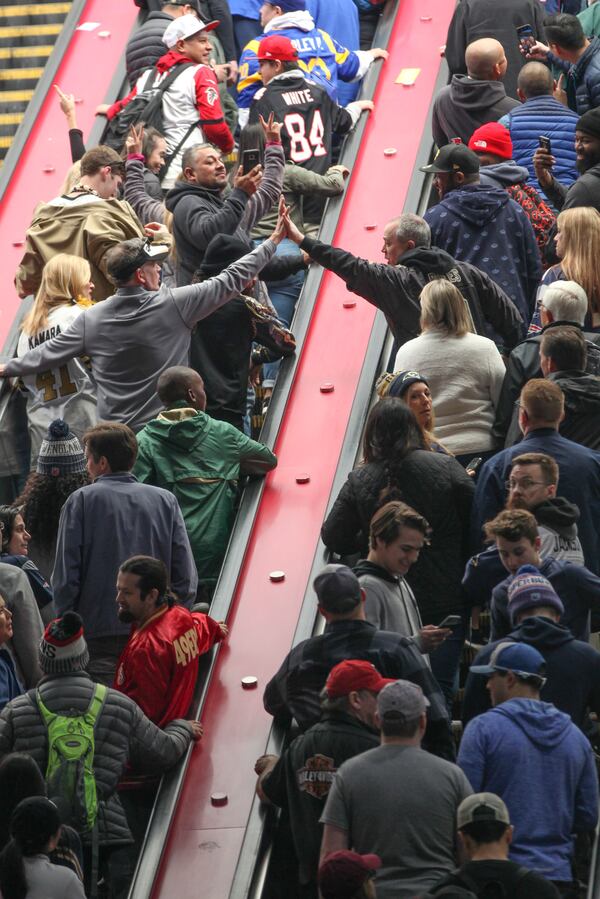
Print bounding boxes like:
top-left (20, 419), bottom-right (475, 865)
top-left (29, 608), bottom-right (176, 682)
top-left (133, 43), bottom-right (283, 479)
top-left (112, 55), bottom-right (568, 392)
top-left (420, 144), bottom-right (480, 175)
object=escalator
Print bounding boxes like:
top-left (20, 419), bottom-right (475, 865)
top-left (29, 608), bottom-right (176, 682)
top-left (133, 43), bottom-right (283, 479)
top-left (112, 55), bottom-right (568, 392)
top-left (128, 3), bottom-right (456, 897)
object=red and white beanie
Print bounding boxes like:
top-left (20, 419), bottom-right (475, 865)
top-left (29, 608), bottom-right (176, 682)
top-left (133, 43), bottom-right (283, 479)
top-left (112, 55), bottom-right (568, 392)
top-left (39, 612), bottom-right (89, 675)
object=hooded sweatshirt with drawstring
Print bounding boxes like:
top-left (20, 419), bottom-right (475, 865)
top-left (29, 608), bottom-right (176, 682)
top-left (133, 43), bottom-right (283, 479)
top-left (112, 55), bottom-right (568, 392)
top-left (133, 401), bottom-right (276, 588)
top-left (424, 183), bottom-right (542, 323)
top-left (462, 615), bottom-right (600, 727)
top-left (458, 697), bottom-right (598, 880)
top-left (432, 75), bottom-right (519, 148)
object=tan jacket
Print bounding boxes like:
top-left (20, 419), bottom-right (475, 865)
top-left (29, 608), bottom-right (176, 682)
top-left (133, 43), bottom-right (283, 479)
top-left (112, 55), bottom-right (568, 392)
top-left (15, 193), bottom-right (145, 301)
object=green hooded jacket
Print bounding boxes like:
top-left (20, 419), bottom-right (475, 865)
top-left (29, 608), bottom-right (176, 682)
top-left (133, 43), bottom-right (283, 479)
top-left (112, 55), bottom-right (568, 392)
top-left (134, 403), bottom-right (276, 588)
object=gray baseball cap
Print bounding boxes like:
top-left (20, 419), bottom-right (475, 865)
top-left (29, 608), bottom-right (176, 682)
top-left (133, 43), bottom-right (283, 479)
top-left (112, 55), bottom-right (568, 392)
top-left (377, 680), bottom-right (429, 721)
top-left (457, 793), bottom-right (511, 829)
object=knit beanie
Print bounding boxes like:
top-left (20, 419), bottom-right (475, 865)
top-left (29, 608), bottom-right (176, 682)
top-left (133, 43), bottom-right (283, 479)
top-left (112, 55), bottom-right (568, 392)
top-left (36, 420), bottom-right (87, 477)
top-left (267, 0), bottom-right (306, 11)
top-left (507, 564), bottom-right (564, 625)
top-left (387, 370), bottom-right (429, 399)
top-left (468, 122), bottom-right (513, 160)
top-left (39, 612), bottom-right (90, 675)
top-left (196, 234), bottom-right (250, 278)
top-left (577, 108), bottom-right (600, 139)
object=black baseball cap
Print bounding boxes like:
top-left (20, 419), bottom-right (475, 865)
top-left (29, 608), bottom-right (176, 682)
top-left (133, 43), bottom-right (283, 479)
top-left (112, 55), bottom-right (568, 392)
top-left (420, 144), bottom-right (480, 175)
top-left (107, 238), bottom-right (170, 282)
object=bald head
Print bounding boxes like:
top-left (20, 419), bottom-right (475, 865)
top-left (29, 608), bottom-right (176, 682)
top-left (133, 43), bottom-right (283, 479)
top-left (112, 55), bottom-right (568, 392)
top-left (156, 366), bottom-right (207, 410)
top-left (466, 38), bottom-right (507, 81)
top-left (518, 61), bottom-right (554, 98)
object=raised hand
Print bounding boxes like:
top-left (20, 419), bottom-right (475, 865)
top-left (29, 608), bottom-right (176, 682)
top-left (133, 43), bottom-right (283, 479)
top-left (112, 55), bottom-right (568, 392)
top-left (126, 123), bottom-right (144, 156)
top-left (259, 112), bottom-right (282, 143)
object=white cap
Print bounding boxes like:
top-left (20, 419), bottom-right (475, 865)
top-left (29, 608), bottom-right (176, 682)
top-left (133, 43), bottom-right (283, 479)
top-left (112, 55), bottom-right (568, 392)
top-left (162, 13), bottom-right (219, 49)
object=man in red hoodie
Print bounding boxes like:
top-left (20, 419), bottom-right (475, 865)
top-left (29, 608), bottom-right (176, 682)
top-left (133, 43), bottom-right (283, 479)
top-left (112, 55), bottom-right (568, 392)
top-left (103, 13), bottom-right (234, 189)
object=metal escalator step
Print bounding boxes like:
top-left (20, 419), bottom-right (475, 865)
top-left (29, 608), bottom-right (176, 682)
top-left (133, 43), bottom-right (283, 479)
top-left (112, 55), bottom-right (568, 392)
top-left (0, 45), bottom-right (53, 59)
top-left (0, 112), bottom-right (23, 125)
top-left (0, 136), bottom-right (13, 148)
top-left (0, 89), bottom-right (33, 102)
top-left (0, 68), bottom-right (44, 80)
top-left (0, 3), bottom-right (72, 16)
top-left (0, 24), bottom-right (63, 38)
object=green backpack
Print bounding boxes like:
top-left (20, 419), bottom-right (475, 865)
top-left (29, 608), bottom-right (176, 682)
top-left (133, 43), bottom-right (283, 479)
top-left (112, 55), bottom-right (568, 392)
top-left (36, 683), bottom-right (107, 832)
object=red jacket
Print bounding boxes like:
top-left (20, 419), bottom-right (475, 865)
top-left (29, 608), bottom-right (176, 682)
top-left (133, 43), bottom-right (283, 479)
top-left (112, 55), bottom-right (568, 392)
top-left (106, 49), bottom-right (233, 155)
top-left (114, 603), bottom-right (224, 727)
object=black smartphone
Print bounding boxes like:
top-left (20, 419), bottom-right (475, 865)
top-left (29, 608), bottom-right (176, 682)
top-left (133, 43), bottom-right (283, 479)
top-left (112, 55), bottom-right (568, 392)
top-left (539, 135), bottom-right (552, 155)
top-left (242, 149), bottom-right (261, 173)
top-left (465, 456), bottom-right (483, 474)
top-left (516, 23), bottom-right (535, 50)
top-left (439, 615), bottom-right (462, 629)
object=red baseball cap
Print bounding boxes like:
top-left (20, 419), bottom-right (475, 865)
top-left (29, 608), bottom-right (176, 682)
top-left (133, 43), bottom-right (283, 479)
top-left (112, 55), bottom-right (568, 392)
top-left (325, 660), bottom-right (396, 699)
top-left (257, 35), bottom-right (299, 62)
top-left (319, 851), bottom-right (381, 899)
top-left (468, 122), bottom-right (513, 160)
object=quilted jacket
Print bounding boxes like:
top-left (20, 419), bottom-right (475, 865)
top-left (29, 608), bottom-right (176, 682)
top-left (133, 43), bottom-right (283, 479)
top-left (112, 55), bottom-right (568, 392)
top-left (321, 451), bottom-right (475, 622)
top-left (0, 672), bottom-right (192, 846)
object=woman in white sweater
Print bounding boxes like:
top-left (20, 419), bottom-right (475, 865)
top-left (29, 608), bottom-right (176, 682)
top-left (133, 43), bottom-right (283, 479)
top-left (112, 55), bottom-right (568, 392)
top-left (394, 280), bottom-right (505, 455)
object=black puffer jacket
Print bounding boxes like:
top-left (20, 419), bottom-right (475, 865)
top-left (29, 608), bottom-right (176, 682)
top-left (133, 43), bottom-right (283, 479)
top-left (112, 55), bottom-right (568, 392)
top-left (0, 672), bottom-right (192, 846)
top-left (300, 238), bottom-right (523, 353)
top-left (321, 451), bottom-right (475, 622)
top-left (493, 321), bottom-right (600, 442)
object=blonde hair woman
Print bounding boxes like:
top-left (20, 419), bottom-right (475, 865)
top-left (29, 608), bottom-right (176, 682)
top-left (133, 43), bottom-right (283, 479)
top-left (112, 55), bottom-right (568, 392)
top-left (553, 208), bottom-right (600, 325)
top-left (393, 280), bottom-right (505, 455)
top-left (17, 254), bottom-right (97, 466)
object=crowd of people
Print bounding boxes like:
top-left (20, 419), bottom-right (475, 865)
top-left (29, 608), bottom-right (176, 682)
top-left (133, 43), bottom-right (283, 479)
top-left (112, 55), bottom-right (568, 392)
top-left (1, 0), bottom-right (600, 897)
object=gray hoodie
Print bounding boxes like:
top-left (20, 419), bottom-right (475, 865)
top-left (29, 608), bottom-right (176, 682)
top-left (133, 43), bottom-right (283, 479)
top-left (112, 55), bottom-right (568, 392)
top-left (5, 240), bottom-right (276, 432)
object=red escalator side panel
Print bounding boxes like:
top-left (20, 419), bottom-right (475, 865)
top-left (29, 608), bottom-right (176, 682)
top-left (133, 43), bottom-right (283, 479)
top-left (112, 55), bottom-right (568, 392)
top-left (151, 3), bottom-right (455, 898)
top-left (0, 1), bottom-right (137, 349)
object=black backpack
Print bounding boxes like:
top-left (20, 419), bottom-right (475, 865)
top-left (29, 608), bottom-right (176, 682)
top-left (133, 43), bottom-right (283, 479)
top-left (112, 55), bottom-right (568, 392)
top-left (103, 62), bottom-right (197, 161)
top-left (436, 865), bottom-right (531, 899)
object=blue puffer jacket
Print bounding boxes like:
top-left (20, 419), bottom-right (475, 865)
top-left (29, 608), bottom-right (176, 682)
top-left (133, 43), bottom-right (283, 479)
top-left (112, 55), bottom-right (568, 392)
top-left (505, 96), bottom-right (578, 198)
top-left (568, 36), bottom-right (600, 114)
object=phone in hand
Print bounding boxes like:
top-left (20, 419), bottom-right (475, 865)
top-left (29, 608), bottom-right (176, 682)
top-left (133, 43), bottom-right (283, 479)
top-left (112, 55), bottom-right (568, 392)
top-left (538, 135), bottom-right (552, 155)
top-left (438, 615), bottom-right (462, 629)
top-left (465, 456), bottom-right (483, 475)
top-left (516, 23), bottom-right (535, 52)
top-left (241, 149), bottom-right (261, 173)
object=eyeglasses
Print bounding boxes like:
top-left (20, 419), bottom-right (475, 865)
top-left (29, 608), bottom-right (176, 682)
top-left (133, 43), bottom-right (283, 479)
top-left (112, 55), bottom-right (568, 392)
top-left (505, 479), bottom-right (547, 491)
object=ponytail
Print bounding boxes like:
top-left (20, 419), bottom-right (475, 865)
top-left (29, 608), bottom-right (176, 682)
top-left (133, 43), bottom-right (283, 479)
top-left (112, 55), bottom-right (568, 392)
top-left (0, 797), bottom-right (60, 899)
top-left (0, 838), bottom-right (28, 899)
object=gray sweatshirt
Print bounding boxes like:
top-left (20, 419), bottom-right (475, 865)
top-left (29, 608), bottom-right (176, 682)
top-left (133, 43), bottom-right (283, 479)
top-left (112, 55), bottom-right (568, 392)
top-left (5, 239), bottom-right (276, 432)
top-left (358, 567), bottom-right (426, 652)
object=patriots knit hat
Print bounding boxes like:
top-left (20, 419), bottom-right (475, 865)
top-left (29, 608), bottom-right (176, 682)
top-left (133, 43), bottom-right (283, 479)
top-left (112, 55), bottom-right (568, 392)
top-left (507, 564), bottom-right (564, 625)
top-left (36, 420), bottom-right (87, 477)
top-left (387, 370), bottom-right (429, 399)
top-left (39, 612), bottom-right (89, 675)
top-left (265, 0), bottom-right (306, 11)
top-left (468, 122), bottom-right (513, 160)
